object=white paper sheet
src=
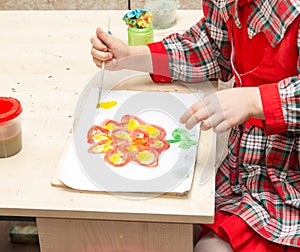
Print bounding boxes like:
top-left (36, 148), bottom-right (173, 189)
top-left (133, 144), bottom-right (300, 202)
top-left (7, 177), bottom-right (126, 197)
top-left (59, 88), bottom-right (203, 194)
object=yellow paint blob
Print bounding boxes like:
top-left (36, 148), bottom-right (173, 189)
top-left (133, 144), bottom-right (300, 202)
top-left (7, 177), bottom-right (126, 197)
top-left (115, 131), bottom-right (130, 140)
top-left (141, 125), bottom-right (160, 138)
top-left (109, 153), bottom-right (122, 164)
top-left (99, 100), bottom-right (118, 109)
top-left (137, 151), bottom-right (154, 164)
top-left (93, 133), bottom-right (111, 143)
top-left (91, 142), bottom-right (113, 153)
top-left (103, 122), bottom-right (116, 131)
top-left (127, 118), bottom-right (140, 130)
top-left (126, 119), bottom-right (160, 138)
top-left (127, 145), bottom-right (137, 152)
top-left (153, 140), bottom-right (164, 148)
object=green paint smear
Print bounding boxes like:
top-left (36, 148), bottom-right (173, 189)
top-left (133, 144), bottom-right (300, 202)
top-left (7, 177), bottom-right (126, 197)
top-left (167, 128), bottom-right (197, 149)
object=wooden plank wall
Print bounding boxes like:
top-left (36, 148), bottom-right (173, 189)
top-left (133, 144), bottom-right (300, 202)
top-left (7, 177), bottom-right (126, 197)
top-left (0, 0), bottom-right (202, 10)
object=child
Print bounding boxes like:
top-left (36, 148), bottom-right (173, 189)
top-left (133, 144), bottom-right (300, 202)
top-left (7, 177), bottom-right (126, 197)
top-left (90, 0), bottom-right (300, 251)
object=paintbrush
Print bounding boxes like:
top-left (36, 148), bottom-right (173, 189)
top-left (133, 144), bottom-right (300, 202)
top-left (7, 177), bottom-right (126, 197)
top-left (96, 17), bottom-right (111, 110)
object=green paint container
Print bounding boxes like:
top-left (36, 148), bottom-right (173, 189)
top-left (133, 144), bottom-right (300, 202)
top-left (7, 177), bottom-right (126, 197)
top-left (127, 26), bottom-right (154, 46)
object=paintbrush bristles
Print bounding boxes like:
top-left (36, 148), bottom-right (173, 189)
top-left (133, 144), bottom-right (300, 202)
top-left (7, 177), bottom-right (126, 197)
top-left (96, 101), bottom-right (101, 109)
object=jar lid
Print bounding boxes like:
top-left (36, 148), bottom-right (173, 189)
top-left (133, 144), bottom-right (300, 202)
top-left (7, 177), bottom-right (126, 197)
top-left (0, 97), bottom-right (22, 123)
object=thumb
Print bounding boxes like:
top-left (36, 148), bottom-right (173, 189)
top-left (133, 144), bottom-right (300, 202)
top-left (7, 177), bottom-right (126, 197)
top-left (96, 27), bottom-right (111, 50)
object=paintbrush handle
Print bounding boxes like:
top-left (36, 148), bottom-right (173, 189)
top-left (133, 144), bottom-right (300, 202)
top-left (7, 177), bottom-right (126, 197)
top-left (97, 61), bottom-right (105, 102)
top-left (96, 17), bottom-right (111, 109)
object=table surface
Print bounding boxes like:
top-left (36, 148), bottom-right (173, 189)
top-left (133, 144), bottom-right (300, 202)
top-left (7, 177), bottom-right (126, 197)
top-left (0, 10), bottom-right (216, 224)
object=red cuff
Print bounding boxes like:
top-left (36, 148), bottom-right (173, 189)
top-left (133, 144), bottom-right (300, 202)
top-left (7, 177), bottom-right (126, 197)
top-left (147, 42), bottom-right (172, 83)
top-left (259, 83), bottom-right (287, 135)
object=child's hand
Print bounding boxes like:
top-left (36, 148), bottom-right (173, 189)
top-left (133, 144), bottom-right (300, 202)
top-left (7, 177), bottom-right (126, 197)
top-left (90, 27), bottom-right (130, 70)
top-left (90, 27), bottom-right (152, 72)
top-left (180, 87), bottom-right (264, 133)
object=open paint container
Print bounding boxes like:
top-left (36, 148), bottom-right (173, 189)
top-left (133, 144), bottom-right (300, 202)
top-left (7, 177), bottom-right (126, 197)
top-left (0, 97), bottom-right (23, 158)
top-left (145, 0), bottom-right (178, 29)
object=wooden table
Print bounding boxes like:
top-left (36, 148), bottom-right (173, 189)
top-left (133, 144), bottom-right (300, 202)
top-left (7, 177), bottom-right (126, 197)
top-left (0, 10), bottom-right (216, 251)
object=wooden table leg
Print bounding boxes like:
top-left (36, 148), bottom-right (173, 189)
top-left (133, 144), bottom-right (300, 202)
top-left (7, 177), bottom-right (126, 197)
top-left (36, 218), bottom-right (193, 252)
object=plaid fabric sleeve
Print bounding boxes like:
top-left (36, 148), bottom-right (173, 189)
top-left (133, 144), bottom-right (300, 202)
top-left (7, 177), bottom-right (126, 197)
top-left (278, 23), bottom-right (300, 134)
top-left (160, 1), bottom-right (233, 83)
top-left (259, 83), bottom-right (287, 135)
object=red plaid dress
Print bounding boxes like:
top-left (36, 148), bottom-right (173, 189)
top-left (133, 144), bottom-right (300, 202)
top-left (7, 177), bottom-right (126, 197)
top-left (148, 0), bottom-right (300, 249)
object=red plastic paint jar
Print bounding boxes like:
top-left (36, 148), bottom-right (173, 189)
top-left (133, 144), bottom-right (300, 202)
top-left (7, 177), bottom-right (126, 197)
top-left (0, 97), bottom-right (23, 158)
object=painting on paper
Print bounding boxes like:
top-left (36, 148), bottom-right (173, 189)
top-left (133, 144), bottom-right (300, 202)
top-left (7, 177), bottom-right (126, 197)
top-left (59, 88), bottom-right (203, 193)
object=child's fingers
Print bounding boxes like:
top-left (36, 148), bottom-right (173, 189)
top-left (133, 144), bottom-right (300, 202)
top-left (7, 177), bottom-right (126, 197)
top-left (185, 108), bottom-right (208, 129)
top-left (90, 35), bottom-right (108, 52)
top-left (211, 120), bottom-right (228, 133)
top-left (180, 101), bottom-right (202, 124)
top-left (90, 46), bottom-right (112, 62)
top-left (92, 57), bottom-right (104, 68)
top-left (200, 112), bottom-right (224, 132)
top-left (96, 27), bottom-right (113, 49)
top-left (180, 100), bottom-right (208, 128)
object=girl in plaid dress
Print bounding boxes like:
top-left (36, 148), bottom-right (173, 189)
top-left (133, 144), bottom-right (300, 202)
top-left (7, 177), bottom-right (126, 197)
top-left (91, 0), bottom-right (300, 251)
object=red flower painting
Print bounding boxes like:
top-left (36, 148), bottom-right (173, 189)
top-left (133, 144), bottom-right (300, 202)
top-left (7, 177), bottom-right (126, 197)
top-left (87, 115), bottom-right (170, 167)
